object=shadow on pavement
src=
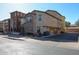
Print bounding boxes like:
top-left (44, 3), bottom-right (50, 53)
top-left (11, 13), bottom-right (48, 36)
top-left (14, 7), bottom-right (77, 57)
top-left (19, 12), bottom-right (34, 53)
top-left (3, 37), bottom-right (24, 41)
top-left (8, 34), bottom-right (24, 38)
top-left (2, 34), bottom-right (25, 41)
top-left (2, 33), bottom-right (79, 42)
top-left (32, 33), bottom-right (79, 42)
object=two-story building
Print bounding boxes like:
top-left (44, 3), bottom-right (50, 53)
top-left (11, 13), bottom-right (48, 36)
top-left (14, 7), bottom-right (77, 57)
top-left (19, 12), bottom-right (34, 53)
top-left (9, 11), bottom-right (26, 32)
top-left (2, 18), bottom-right (10, 33)
top-left (20, 10), bottom-right (65, 35)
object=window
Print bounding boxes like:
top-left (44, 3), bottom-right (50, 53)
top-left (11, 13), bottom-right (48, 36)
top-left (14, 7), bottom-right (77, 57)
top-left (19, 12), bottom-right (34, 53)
top-left (14, 12), bottom-right (17, 16)
top-left (21, 18), bottom-right (25, 24)
top-left (27, 17), bottom-right (31, 22)
top-left (38, 15), bottom-right (42, 21)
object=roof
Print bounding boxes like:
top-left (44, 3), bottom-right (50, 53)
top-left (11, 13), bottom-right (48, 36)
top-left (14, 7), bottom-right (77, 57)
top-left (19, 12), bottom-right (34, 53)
top-left (32, 10), bottom-right (63, 21)
top-left (46, 10), bottom-right (63, 16)
top-left (33, 10), bottom-right (63, 16)
top-left (10, 11), bottom-right (26, 14)
top-left (2, 18), bottom-right (10, 21)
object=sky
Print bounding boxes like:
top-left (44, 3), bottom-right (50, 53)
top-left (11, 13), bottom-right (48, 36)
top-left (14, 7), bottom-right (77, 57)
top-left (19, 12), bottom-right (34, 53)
top-left (0, 3), bottom-right (79, 24)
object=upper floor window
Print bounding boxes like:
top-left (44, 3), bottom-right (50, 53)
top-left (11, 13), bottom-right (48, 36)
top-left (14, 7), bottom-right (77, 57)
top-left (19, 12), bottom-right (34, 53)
top-left (14, 12), bottom-right (17, 16)
top-left (27, 17), bottom-right (32, 22)
top-left (38, 15), bottom-right (42, 21)
top-left (21, 18), bottom-right (25, 25)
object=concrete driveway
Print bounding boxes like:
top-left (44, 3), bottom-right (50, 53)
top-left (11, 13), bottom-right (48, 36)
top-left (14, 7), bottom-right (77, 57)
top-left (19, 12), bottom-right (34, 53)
top-left (0, 33), bottom-right (79, 55)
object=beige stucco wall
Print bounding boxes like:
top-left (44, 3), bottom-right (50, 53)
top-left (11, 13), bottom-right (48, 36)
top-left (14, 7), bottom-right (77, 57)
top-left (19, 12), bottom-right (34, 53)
top-left (22, 10), bottom-right (65, 35)
top-left (34, 11), bottom-right (62, 34)
top-left (46, 10), bottom-right (66, 32)
top-left (46, 10), bottom-right (63, 20)
top-left (61, 16), bottom-right (66, 32)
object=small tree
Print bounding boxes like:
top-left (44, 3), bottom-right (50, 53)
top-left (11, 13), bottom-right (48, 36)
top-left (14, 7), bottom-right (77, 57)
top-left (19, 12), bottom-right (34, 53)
top-left (65, 21), bottom-right (71, 27)
top-left (75, 19), bottom-right (79, 26)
